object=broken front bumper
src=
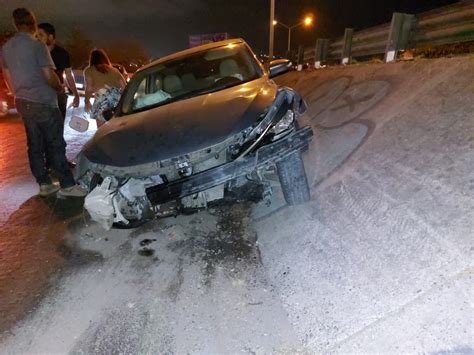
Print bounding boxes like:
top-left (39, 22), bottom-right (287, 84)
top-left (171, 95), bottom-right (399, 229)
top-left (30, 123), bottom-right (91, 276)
top-left (146, 126), bottom-right (313, 205)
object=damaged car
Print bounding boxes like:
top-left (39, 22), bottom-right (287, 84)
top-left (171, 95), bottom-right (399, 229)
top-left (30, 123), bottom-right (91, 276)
top-left (75, 39), bottom-right (313, 229)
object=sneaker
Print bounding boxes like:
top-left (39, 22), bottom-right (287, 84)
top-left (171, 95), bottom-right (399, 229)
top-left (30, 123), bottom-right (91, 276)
top-left (38, 183), bottom-right (60, 197)
top-left (57, 185), bottom-right (88, 198)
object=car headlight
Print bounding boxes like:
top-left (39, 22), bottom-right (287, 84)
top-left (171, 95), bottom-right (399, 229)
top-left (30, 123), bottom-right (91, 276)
top-left (270, 109), bottom-right (294, 135)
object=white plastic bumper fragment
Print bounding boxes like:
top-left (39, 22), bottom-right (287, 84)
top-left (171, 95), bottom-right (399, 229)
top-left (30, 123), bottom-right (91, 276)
top-left (84, 177), bottom-right (116, 230)
top-left (84, 176), bottom-right (128, 230)
top-left (118, 178), bottom-right (147, 201)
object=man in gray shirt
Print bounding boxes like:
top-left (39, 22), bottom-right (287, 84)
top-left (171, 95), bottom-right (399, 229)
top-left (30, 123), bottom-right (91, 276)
top-left (2, 8), bottom-right (86, 197)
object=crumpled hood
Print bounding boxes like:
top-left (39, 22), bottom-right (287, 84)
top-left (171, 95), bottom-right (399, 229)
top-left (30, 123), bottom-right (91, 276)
top-left (82, 78), bottom-right (277, 167)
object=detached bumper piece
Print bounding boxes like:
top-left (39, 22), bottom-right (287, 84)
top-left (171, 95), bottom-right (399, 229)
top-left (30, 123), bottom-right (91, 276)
top-left (146, 126), bottom-right (313, 205)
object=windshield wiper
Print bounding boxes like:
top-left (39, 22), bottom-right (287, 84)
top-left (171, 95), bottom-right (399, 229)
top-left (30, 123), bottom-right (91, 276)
top-left (170, 79), bottom-right (254, 103)
top-left (170, 84), bottom-right (235, 102)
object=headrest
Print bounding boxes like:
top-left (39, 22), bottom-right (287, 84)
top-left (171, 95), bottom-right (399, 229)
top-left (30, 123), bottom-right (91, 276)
top-left (163, 75), bottom-right (183, 93)
top-left (219, 59), bottom-right (240, 77)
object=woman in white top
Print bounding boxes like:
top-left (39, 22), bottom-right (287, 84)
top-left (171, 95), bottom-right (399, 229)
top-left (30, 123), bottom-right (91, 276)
top-left (84, 49), bottom-right (126, 126)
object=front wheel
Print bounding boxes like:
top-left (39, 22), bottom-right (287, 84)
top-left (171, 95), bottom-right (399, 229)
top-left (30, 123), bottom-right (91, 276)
top-left (276, 150), bottom-right (310, 205)
top-left (113, 218), bottom-right (150, 229)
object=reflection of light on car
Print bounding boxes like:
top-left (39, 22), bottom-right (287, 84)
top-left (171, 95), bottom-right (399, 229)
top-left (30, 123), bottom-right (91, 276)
top-left (226, 43), bottom-right (237, 49)
top-left (237, 86), bottom-right (257, 99)
top-left (238, 87), bottom-right (252, 93)
top-left (0, 100), bottom-right (8, 117)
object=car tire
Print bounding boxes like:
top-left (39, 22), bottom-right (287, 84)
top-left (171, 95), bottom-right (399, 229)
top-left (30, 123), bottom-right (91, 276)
top-left (89, 173), bottom-right (103, 192)
top-left (113, 202), bottom-right (155, 229)
top-left (276, 150), bottom-right (310, 205)
top-left (113, 218), bottom-right (150, 229)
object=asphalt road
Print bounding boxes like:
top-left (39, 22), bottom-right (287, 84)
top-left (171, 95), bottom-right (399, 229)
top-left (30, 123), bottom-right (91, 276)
top-left (0, 103), bottom-right (301, 353)
top-left (0, 107), bottom-right (96, 335)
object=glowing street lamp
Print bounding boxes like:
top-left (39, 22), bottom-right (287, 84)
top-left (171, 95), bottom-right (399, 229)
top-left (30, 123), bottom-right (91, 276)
top-left (274, 15), bottom-right (314, 53)
top-left (269, 0), bottom-right (275, 62)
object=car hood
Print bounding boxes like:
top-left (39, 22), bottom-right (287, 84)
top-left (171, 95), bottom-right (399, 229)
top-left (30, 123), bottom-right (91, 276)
top-left (82, 78), bottom-right (278, 167)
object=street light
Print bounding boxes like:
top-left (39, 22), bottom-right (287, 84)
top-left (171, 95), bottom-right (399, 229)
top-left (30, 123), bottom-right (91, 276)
top-left (269, 0), bottom-right (275, 63)
top-left (274, 15), bottom-right (314, 53)
top-left (304, 16), bottom-right (313, 26)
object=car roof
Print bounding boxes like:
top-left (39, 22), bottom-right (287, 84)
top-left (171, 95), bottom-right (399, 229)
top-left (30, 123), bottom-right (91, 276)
top-left (139, 38), bottom-right (246, 72)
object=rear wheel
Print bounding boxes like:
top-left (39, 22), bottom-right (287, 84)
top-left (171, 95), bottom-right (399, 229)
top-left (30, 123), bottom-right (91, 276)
top-left (276, 150), bottom-right (310, 205)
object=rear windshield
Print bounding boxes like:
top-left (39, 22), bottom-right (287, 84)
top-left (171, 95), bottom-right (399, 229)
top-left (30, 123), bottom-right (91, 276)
top-left (120, 43), bottom-right (263, 115)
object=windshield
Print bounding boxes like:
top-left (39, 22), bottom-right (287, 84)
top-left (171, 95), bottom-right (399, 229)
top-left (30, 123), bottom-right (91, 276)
top-left (120, 43), bottom-right (263, 114)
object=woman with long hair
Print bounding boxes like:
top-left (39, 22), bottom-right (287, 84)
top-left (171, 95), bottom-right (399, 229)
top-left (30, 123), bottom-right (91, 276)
top-left (84, 48), bottom-right (126, 126)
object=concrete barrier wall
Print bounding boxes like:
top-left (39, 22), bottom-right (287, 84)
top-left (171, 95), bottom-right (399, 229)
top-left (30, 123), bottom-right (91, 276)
top-left (255, 56), bottom-right (474, 351)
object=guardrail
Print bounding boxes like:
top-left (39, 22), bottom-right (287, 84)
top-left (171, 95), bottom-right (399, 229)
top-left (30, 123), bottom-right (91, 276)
top-left (300, 0), bottom-right (474, 67)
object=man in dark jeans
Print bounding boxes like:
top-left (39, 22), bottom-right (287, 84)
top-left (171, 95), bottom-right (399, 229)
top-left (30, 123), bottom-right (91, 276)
top-left (2, 8), bottom-right (86, 197)
top-left (37, 22), bottom-right (80, 126)
top-left (37, 22), bottom-right (80, 168)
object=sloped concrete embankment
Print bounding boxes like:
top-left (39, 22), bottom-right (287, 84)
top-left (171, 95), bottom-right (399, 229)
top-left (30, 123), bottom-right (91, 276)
top-left (256, 56), bottom-right (474, 352)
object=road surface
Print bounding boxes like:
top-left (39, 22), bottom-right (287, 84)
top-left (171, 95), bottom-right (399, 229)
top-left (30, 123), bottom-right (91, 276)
top-left (1, 56), bottom-right (473, 353)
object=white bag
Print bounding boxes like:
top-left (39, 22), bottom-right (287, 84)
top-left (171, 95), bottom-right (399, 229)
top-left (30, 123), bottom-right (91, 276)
top-left (69, 109), bottom-right (89, 132)
top-left (84, 177), bottom-right (130, 230)
top-left (84, 177), bottom-right (115, 230)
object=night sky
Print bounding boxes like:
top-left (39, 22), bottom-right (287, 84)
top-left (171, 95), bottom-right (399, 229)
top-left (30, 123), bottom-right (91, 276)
top-left (0, 0), bottom-right (460, 58)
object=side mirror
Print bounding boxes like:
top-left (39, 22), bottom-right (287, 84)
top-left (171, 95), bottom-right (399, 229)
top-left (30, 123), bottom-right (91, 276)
top-left (269, 59), bottom-right (292, 78)
top-left (102, 107), bottom-right (115, 121)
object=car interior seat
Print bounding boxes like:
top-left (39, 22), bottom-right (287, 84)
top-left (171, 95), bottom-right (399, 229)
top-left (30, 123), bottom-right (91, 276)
top-left (163, 74), bottom-right (183, 95)
top-left (219, 59), bottom-right (243, 80)
top-left (181, 73), bottom-right (198, 91)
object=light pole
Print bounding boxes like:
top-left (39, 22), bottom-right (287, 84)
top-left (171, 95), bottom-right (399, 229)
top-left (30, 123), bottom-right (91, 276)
top-left (274, 16), bottom-right (313, 53)
top-left (269, 0), bottom-right (275, 64)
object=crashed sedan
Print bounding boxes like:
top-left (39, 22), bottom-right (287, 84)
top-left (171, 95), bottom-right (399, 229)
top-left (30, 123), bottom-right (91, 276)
top-left (75, 39), bottom-right (313, 229)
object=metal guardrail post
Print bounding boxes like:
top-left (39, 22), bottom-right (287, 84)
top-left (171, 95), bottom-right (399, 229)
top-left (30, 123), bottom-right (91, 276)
top-left (385, 13), bottom-right (415, 62)
top-left (304, 2), bottom-right (474, 65)
top-left (297, 45), bottom-right (304, 71)
top-left (341, 28), bottom-right (354, 65)
top-left (315, 39), bottom-right (329, 68)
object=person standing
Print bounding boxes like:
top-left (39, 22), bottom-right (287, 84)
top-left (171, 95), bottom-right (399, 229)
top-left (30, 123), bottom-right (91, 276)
top-left (37, 22), bottom-right (80, 125)
top-left (1, 8), bottom-right (86, 197)
top-left (84, 49), bottom-right (126, 127)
